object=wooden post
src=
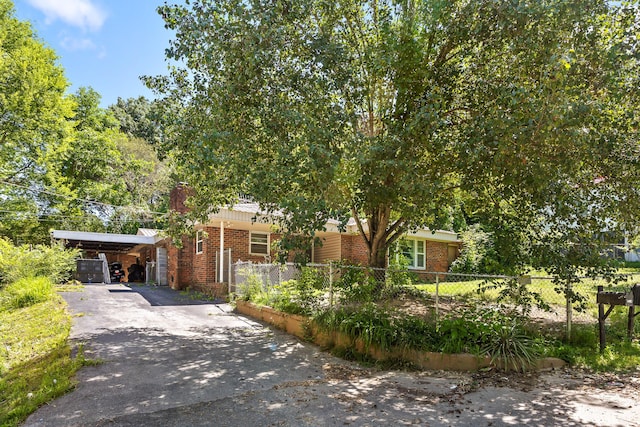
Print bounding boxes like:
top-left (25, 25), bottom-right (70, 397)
top-left (566, 282), bottom-right (573, 341)
top-left (628, 305), bottom-right (635, 340)
top-left (598, 285), bottom-right (606, 352)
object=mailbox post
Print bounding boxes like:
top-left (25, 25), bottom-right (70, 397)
top-left (597, 284), bottom-right (640, 352)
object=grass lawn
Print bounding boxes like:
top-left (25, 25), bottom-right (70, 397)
top-left (0, 284), bottom-right (90, 427)
top-left (413, 272), bottom-right (640, 311)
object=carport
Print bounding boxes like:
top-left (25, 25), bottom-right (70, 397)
top-left (51, 230), bottom-right (168, 285)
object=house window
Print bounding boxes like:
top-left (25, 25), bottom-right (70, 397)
top-left (397, 238), bottom-right (425, 269)
top-left (250, 232), bottom-right (269, 255)
top-left (195, 230), bottom-right (204, 254)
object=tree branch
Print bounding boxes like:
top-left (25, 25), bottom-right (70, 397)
top-left (384, 218), bottom-right (407, 248)
top-left (351, 206), bottom-right (371, 250)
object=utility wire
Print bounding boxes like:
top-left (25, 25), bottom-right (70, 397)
top-left (0, 209), bottom-right (166, 220)
top-left (0, 180), bottom-right (168, 216)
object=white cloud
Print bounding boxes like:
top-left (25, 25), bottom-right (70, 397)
top-left (60, 36), bottom-right (96, 51)
top-left (27, 0), bottom-right (107, 31)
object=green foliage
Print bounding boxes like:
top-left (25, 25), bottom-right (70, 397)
top-left (240, 267), bottom-right (326, 316)
top-left (481, 320), bottom-right (541, 372)
top-left (0, 2), bottom-right (169, 243)
top-left (437, 306), bottom-right (540, 372)
top-left (436, 309), bottom-right (491, 354)
top-left (478, 278), bottom-right (551, 317)
top-left (147, 0), bottom-right (639, 275)
top-left (0, 239), bottom-right (78, 286)
top-left (334, 266), bottom-right (380, 304)
top-left (0, 277), bottom-right (54, 310)
top-left (382, 258), bottom-right (418, 297)
top-left (108, 96), bottom-right (160, 144)
top-left (237, 271), bottom-right (264, 302)
top-left (450, 225), bottom-right (505, 275)
top-left (544, 323), bottom-right (640, 372)
top-left (315, 304), bottom-right (435, 352)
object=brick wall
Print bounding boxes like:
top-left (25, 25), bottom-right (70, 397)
top-left (169, 226), bottom-right (280, 289)
top-left (338, 233), bottom-right (454, 273)
top-left (426, 241), bottom-right (449, 272)
top-left (169, 183), bottom-right (192, 213)
top-left (340, 234), bottom-right (370, 265)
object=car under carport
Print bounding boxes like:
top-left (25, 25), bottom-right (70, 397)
top-left (51, 229), bottom-right (168, 285)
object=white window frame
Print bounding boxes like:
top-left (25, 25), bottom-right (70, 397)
top-left (195, 230), bottom-right (204, 255)
top-left (396, 238), bottom-right (426, 269)
top-left (249, 231), bottom-right (270, 256)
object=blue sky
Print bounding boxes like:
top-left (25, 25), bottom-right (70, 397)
top-left (14, 0), bottom-right (176, 107)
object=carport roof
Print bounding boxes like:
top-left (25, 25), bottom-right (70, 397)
top-left (51, 230), bottom-right (163, 253)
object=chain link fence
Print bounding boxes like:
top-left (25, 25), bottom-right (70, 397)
top-left (231, 261), bottom-right (640, 336)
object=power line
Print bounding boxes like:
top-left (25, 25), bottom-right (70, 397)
top-left (0, 209), bottom-right (165, 220)
top-left (0, 211), bottom-right (165, 223)
top-left (0, 180), bottom-right (168, 216)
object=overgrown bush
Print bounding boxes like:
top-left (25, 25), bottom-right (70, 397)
top-left (334, 265), bottom-right (380, 304)
top-left (0, 277), bottom-right (54, 311)
top-left (236, 270), bottom-right (265, 302)
top-left (270, 270), bottom-right (324, 316)
top-left (239, 267), bottom-right (325, 315)
top-left (0, 239), bottom-right (78, 286)
top-left (382, 258), bottom-right (419, 298)
top-left (314, 304), bottom-right (437, 352)
top-left (437, 306), bottom-right (541, 371)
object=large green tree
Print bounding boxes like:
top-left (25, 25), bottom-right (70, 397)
top-left (147, 0), bottom-right (639, 269)
top-left (107, 96), bottom-right (172, 233)
top-left (0, 0), bottom-right (73, 242)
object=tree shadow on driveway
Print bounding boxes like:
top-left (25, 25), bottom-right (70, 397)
top-left (107, 284), bottom-right (220, 307)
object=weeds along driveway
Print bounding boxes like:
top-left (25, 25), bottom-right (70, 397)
top-left (24, 284), bottom-right (640, 427)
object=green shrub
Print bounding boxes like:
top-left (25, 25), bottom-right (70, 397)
top-left (334, 266), bottom-right (379, 304)
top-left (237, 271), bottom-right (265, 302)
top-left (0, 239), bottom-right (78, 286)
top-left (449, 224), bottom-right (499, 274)
top-left (436, 306), bottom-right (540, 367)
top-left (383, 258), bottom-right (418, 298)
top-left (314, 304), bottom-right (437, 352)
top-left (1, 277), bottom-right (54, 311)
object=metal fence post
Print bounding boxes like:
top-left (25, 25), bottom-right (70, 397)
top-left (435, 274), bottom-right (440, 324)
top-left (329, 261), bottom-right (334, 309)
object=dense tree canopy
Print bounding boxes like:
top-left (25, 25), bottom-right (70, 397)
top-left (0, 0), bottom-right (172, 242)
top-left (108, 96), bottom-right (162, 144)
top-left (149, 0), bottom-right (637, 272)
top-left (0, 0), bottom-right (73, 242)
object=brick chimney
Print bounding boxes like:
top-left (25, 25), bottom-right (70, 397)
top-left (169, 183), bottom-right (193, 214)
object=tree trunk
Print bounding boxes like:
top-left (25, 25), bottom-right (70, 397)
top-left (368, 238), bottom-right (388, 268)
top-left (353, 205), bottom-right (405, 269)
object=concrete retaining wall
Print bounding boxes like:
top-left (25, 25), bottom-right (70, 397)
top-left (235, 300), bottom-right (565, 372)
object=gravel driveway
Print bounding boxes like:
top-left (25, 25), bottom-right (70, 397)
top-left (23, 284), bottom-right (640, 426)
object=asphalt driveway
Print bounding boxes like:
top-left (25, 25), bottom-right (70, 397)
top-left (24, 284), bottom-right (640, 426)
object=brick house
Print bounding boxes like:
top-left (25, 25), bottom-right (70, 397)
top-left (52, 186), bottom-right (460, 291)
top-left (167, 184), bottom-right (461, 292)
